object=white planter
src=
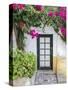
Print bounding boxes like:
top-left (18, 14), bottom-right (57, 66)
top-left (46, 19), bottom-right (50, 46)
top-left (10, 77), bottom-right (31, 86)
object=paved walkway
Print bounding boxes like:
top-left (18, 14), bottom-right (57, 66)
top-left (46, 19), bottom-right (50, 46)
top-left (10, 70), bottom-right (66, 86)
top-left (33, 70), bottom-right (57, 85)
top-left (32, 70), bottom-right (66, 85)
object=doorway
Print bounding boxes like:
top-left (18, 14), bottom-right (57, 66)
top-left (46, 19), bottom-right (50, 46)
top-left (37, 34), bottom-right (53, 70)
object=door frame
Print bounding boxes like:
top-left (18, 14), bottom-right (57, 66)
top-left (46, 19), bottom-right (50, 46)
top-left (37, 34), bottom-right (53, 70)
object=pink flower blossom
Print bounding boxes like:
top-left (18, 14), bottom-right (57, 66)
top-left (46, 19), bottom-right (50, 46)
top-left (48, 11), bottom-right (53, 17)
top-left (54, 12), bottom-right (59, 16)
top-left (59, 7), bottom-right (66, 20)
top-left (28, 27), bottom-right (39, 39)
top-left (35, 5), bottom-right (44, 12)
top-left (60, 7), bottom-right (66, 12)
top-left (10, 4), bottom-right (25, 10)
top-left (59, 11), bottom-right (66, 20)
top-left (10, 4), bottom-right (17, 10)
top-left (60, 27), bottom-right (66, 37)
top-left (17, 4), bottom-right (25, 10)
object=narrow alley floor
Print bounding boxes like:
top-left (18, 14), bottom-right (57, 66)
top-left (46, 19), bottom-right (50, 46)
top-left (32, 70), bottom-right (66, 85)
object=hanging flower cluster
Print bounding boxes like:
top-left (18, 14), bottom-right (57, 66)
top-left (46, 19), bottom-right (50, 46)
top-left (59, 7), bottom-right (66, 21)
top-left (60, 27), bottom-right (66, 38)
top-left (35, 5), bottom-right (44, 12)
top-left (28, 27), bottom-right (39, 39)
top-left (10, 4), bottom-right (66, 42)
top-left (10, 3), bottom-right (25, 10)
top-left (59, 7), bottom-right (66, 40)
top-left (47, 7), bottom-right (66, 40)
top-left (48, 7), bottom-right (66, 19)
top-left (48, 11), bottom-right (53, 17)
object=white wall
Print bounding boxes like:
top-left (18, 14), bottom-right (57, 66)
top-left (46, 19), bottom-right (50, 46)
top-left (24, 26), bottom-right (66, 58)
top-left (11, 26), bottom-right (66, 58)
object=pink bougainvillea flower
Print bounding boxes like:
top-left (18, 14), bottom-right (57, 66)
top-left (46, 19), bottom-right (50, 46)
top-left (54, 12), bottom-right (59, 16)
top-left (10, 4), bottom-right (25, 10)
top-left (59, 11), bottom-right (66, 20)
top-left (35, 5), bottom-right (44, 12)
top-left (60, 27), bottom-right (66, 37)
top-left (60, 7), bottom-right (66, 12)
top-left (10, 4), bottom-right (17, 10)
top-left (17, 4), bottom-right (25, 10)
top-left (30, 30), bottom-right (37, 39)
top-left (28, 27), bottom-right (39, 39)
top-left (59, 7), bottom-right (66, 20)
top-left (48, 11), bottom-right (53, 17)
top-left (36, 33), bottom-right (39, 37)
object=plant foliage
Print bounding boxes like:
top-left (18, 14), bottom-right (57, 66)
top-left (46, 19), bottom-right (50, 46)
top-left (9, 49), bottom-right (36, 80)
top-left (10, 4), bottom-right (66, 42)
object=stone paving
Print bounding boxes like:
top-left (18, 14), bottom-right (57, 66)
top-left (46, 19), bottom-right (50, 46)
top-left (33, 70), bottom-right (66, 85)
top-left (10, 70), bottom-right (66, 86)
top-left (33, 70), bottom-right (57, 85)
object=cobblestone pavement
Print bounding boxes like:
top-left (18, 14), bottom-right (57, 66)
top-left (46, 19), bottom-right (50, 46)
top-left (33, 70), bottom-right (66, 85)
top-left (10, 70), bottom-right (66, 86)
top-left (34, 70), bottom-right (57, 85)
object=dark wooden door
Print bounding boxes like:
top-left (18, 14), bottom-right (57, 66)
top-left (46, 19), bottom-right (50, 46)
top-left (37, 34), bottom-right (53, 70)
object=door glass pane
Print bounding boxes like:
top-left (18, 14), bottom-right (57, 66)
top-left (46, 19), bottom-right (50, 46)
top-left (45, 38), bottom-right (50, 43)
top-left (40, 50), bottom-right (44, 54)
top-left (40, 56), bottom-right (44, 60)
top-left (45, 61), bottom-right (50, 67)
top-left (45, 56), bottom-right (50, 60)
top-left (40, 38), bottom-right (44, 42)
top-left (46, 44), bottom-right (50, 48)
top-left (40, 62), bottom-right (44, 67)
top-left (45, 50), bottom-right (50, 54)
top-left (40, 44), bottom-right (44, 48)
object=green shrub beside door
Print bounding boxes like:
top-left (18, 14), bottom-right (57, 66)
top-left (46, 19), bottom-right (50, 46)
top-left (9, 49), bottom-right (36, 80)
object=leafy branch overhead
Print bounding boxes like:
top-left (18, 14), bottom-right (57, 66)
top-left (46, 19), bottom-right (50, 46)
top-left (10, 4), bottom-right (66, 42)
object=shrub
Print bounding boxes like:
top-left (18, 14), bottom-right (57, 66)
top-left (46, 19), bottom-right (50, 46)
top-left (9, 49), bottom-right (36, 80)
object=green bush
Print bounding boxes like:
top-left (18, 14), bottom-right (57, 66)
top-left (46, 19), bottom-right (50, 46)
top-left (9, 49), bottom-right (36, 80)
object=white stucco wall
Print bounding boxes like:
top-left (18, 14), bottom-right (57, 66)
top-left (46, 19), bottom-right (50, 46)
top-left (11, 26), bottom-right (66, 58)
top-left (11, 26), bottom-right (66, 68)
top-left (24, 26), bottom-right (66, 58)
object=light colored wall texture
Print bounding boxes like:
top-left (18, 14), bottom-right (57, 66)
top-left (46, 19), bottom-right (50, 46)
top-left (25, 26), bottom-right (66, 77)
top-left (25, 26), bottom-right (66, 57)
top-left (12, 26), bottom-right (66, 77)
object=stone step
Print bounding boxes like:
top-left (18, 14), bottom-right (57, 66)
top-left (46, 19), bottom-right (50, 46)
top-left (34, 70), bottom-right (57, 85)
